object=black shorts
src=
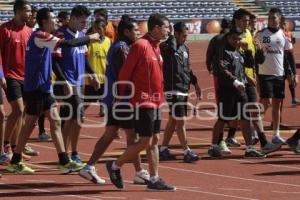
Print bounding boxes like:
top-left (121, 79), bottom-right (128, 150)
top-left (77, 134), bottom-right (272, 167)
top-left (5, 78), bottom-right (24, 102)
top-left (218, 89), bottom-right (249, 121)
top-left (84, 84), bottom-right (104, 103)
top-left (245, 84), bottom-right (257, 103)
top-left (134, 108), bottom-right (161, 137)
top-left (258, 75), bottom-right (285, 99)
top-left (165, 94), bottom-right (188, 118)
top-left (0, 89), bottom-right (3, 105)
top-left (24, 90), bottom-right (56, 116)
top-left (106, 104), bottom-right (134, 129)
top-left (60, 95), bottom-right (84, 120)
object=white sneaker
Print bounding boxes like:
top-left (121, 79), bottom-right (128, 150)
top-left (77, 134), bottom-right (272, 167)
top-left (79, 165), bottom-right (106, 184)
top-left (133, 169), bottom-right (150, 185)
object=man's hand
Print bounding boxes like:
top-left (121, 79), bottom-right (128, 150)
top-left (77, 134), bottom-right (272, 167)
top-left (233, 80), bottom-right (245, 92)
top-left (88, 33), bottom-right (100, 41)
top-left (287, 75), bottom-right (297, 87)
top-left (63, 81), bottom-right (73, 97)
top-left (91, 74), bottom-right (101, 90)
top-left (0, 78), bottom-right (7, 90)
top-left (247, 76), bottom-right (257, 87)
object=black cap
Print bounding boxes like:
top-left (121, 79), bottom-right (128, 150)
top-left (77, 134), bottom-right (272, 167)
top-left (221, 17), bottom-right (232, 30)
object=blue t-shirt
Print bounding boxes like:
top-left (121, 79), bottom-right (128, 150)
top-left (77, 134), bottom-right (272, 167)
top-left (103, 41), bottom-right (130, 107)
top-left (54, 27), bottom-right (87, 86)
top-left (25, 29), bottom-right (61, 93)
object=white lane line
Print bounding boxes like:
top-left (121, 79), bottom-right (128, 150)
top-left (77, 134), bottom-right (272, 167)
top-left (91, 197), bottom-right (126, 200)
top-left (2, 182), bottom-right (102, 200)
top-left (218, 188), bottom-right (253, 192)
top-left (272, 191), bottom-right (300, 194)
top-left (158, 165), bottom-right (300, 188)
top-left (25, 179), bottom-right (56, 183)
top-left (177, 187), bottom-right (259, 200)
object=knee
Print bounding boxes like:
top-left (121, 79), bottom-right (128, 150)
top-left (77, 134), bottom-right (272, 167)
top-left (151, 134), bottom-right (159, 146)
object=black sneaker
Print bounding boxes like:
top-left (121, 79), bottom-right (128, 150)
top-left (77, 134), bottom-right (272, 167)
top-left (244, 148), bottom-right (266, 159)
top-left (106, 161), bottom-right (124, 189)
top-left (147, 178), bottom-right (176, 192)
top-left (208, 146), bottom-right (222, 158)
top-left (286, 137), bottom-right (300, 154)
top-left (183, 150), bottom-right (199, 163)
top-left (159, 148), bottom-right (176, 161)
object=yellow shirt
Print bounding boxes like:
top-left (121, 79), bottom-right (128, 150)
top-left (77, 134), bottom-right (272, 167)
top-left (86, 36), bottom-right (111, 85)
top-left (240, 29), bottom-right (255, 78)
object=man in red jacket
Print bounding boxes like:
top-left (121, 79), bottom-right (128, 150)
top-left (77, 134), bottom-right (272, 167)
top-left (105, 14), bottom-right (176, 191)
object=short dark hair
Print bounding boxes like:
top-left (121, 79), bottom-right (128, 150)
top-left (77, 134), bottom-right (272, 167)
top-left (31, 5), bottom-right (37, 13)
top-left (94, 8), bottom-right (108, 20)
top-left (226, 26), bottom-right (243, 37)
top-left (13, 0), bottom-right (30, 14)
top-left (36, 7), bottom-right (53, 28)
top-left (250, 14), bottom-right (256, 20)
top-left (269, 7), bottom-right (282, 18)
top-left (147, 14), bottom-right (169, 31)
top-left (117, 15), bottom-right (137, 36)
top-left (71, 5), bottom-right (91, 18)
top-left (232, 8), bottom-right (251, 20)
top-left (58, 11), bottom-right (70, 20)
top-left (174, 22), bottom-right (188, 33)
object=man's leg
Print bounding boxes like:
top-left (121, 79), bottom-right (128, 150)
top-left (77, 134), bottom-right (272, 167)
top-left (271, 98), bottom-right (285, 142)
top-left (159, 116), bottom-right (176, 160)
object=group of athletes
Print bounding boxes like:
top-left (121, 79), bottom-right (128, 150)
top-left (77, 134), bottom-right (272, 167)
top-left (0, 0), bottom-right (299, 192)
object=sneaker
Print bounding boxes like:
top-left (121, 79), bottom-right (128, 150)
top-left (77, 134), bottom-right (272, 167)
top-left (147, 178), bottom-right (176, 192)
top-left (38, 131), bottom-right (51, 142)
top-left (261, 142), bottom-right (282, 155)
top-left (0, 152), bottom-right (9, 165)
top-left (286, 137), bottom-right (300, 154)
top-left (71, 154), bottom-right (85, 165)
top-left (244, 148), bottom-right (266, 159)
top-left (208, 145), bottom-right (222, 158)
top-left (292, 99), bottom-right (300, 106)
top-left (272, 135), bottom-right (286, 145)
top-left (219, 141), bottom-right (231, 155)
top-left (7, 162), bottom-right (35, 174)
top-left (23, 144), bottom-right (39, 156)
top-left (79, 165), bottom-right (106, 184)
top-left (59, 160), bottom-right (85, 174)
top-left (184, 150), bottom-right (200, 163)
top-left (159, 148), bottom-right (176, 161)
top-left (133, 169), bottom-right (150, 185)
top-left (225, 137), bottom-right (241, 147)
top-left (106, 160), bottom-right (124, 189)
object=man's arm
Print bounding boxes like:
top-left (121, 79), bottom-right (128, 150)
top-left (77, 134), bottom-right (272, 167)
top-left (118, 42), bottom-right (142, 96)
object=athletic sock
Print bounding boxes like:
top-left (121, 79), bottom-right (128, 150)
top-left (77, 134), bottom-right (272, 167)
top-left (227, 128), bottom-right (237, 138)
top-left (246, 145), bottom-right (254, 152)
top-left (150, 175), bottom-right (160, 183)
top-left (58, 152), bottom-right (70, 165)
top-left (11, 153), bottom-right (22, 164)
top-left (183, 148), bottom-right (191, 155)
top-left (273, 130), bottom-right (280, 137)
top-left (258, 132), bottom-right (268, 147)
top-left (112, 161), bottom-right (120, 170)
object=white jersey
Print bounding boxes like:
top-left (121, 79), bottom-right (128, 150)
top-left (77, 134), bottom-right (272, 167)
top-left (255, 28), bottom-right (292, 76)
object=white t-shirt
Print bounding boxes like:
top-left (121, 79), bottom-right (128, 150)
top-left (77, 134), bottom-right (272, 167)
top-left (255, 28), bottom-right (292, 76)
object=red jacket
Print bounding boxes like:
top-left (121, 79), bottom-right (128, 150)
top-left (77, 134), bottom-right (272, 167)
top-left (118, 34), bottom-right (164, 108)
